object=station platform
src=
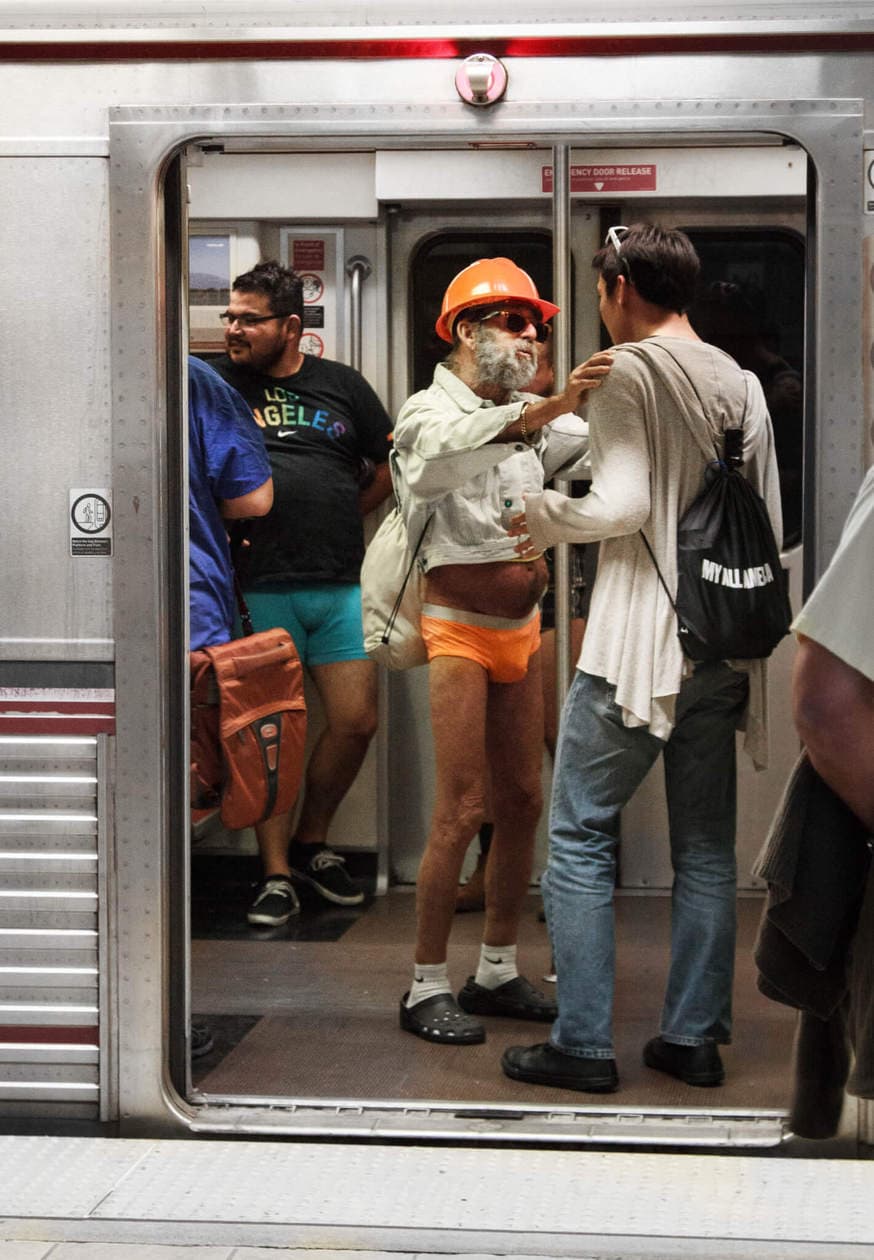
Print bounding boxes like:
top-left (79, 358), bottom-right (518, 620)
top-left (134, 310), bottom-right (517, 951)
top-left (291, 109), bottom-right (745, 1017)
top-left (2, 1135), bottom-right (874, 1258)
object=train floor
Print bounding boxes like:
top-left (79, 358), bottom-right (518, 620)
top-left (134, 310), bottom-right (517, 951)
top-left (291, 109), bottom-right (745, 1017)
top-left (190, 855), bottom-right (796, 1113)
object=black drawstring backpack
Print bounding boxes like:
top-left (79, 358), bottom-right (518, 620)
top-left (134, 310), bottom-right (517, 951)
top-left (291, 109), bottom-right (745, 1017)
top-left (641, 348), bottom-right (792, 663)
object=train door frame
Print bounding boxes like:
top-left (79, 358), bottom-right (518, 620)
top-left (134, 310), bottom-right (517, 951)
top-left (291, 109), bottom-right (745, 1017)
top-left (109, 96), bottom-right (864, 1139)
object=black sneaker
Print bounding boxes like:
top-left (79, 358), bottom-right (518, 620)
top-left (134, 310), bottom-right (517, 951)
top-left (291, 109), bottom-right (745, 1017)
top-left (643, 1036), bottom-right (725, 1087)
top-left (289, 844), bottom-right (364, 906)
top-left (247, 875), bottom-right (300, 926)
top-left (191, 1022), bottom-right (214, 1060)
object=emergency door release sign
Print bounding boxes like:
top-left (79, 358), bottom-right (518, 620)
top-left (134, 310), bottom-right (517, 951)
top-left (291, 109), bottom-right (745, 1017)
top-left (70, 488), bottom-right (113, 557)
top-left (541, 165), bottom-right (657, 193)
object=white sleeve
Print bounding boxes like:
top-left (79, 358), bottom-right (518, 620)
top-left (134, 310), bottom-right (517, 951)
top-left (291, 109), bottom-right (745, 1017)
top-left (792, 467), bottom-right (874, 680)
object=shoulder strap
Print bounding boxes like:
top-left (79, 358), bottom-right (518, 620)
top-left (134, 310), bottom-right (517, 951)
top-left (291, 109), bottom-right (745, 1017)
top-left (233, 571), bottom-right (255, 637)
top-left (381, 448), bottom-right (433, 645)
top-left (646, 341), bottom-right (748, 467)
top-left (381, 510), bottom-right (432, 646)
top-left (636, 342), bottom-right (748, 611)
top-left (639, 529), bottom-right (679, 619)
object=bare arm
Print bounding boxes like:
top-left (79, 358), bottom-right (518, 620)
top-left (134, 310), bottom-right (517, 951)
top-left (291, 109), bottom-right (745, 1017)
top-left (793, 633), bottom-right (874, 831)
top-left (220, 476), bottom-right (273, 520)
top-left (358, 460), bottom-right (393, 517)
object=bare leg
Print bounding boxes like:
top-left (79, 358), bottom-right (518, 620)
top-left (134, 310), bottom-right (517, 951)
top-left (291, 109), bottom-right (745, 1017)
top-left (253, 657), bottom-right (377, 873)
top-left (415, 656), bottom-right (489, 964)
top-left (256, 809), bottom-right (294, 878)
top-left (292, 657), bottom-right (378, 846)
top-left (483, 648), bottom-right (545, 947)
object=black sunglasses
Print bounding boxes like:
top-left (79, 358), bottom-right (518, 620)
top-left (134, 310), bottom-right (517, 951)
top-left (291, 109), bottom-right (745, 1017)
top-left (472, 308), bottom-right (551, 343)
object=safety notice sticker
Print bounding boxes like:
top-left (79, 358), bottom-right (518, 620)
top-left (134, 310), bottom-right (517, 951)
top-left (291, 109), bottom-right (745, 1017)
top-left (70, 488), bottom-right (112, 557)
top-left (542, 164), bottom-right (657, 193)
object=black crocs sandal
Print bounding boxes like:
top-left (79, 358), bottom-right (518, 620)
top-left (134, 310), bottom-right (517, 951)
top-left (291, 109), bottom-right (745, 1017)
top-left (457, 974), bottom-right (558, 1022)
top-left (399, 992), bottom-right (486, 1044)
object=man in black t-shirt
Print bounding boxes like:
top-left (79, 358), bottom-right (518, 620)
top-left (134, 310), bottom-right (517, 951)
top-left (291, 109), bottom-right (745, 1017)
top-left (212, 262), bottom-right (392, 925)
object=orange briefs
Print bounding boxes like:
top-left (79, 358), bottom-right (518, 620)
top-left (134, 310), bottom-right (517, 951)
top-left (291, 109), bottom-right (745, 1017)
top-left (420, 603), bottom-right (541, 684)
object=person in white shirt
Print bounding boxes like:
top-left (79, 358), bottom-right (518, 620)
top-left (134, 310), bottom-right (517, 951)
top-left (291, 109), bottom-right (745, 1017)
top-left (503, 224), bottom-right (781, 1093)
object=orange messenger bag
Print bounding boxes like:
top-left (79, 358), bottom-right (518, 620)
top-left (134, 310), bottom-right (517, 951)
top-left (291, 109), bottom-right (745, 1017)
top-left (190, 627), bottom-right (307, 831)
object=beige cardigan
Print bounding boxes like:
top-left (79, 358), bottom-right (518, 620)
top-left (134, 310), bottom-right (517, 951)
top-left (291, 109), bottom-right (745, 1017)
top-left (523, 336), bottom-right (782, 769)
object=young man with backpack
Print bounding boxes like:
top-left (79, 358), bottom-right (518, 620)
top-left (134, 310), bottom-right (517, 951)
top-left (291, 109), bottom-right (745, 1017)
top-left (503, 224), bottom-right (783, 1094)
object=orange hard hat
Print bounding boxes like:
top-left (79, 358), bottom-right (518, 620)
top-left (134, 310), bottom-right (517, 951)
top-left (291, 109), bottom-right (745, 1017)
top-left (435, 257), bottom-right (560, 343)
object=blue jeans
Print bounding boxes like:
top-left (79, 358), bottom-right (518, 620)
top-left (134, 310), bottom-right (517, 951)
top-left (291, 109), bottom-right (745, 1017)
top-left (543, 664), bottom-right (749, 1059)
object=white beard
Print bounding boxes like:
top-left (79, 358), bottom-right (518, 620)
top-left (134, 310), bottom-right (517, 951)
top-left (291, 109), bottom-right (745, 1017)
top-left (473, 325), bottom-right (538, 393)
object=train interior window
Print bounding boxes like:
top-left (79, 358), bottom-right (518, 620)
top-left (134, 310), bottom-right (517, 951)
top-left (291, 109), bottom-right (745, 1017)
top-left (410, 232), bottom-right (555, 392)
top-left (684, 228), bottom-right (805, 549)
top-left (189, 229), bottom-right (234, 352)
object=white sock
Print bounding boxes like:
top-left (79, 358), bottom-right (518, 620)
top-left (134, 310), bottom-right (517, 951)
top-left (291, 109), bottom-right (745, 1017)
top-left (407, 962), bottom-right (451, 1008)
top-left (475, 943), bottom-right (518, 990)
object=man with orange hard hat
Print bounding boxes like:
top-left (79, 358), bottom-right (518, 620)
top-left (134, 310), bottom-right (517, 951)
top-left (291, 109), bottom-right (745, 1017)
top-left (391, 257), bottom-right (613, 1045)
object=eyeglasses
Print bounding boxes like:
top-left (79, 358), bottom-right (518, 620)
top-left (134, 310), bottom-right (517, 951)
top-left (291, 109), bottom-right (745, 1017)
top-left (219, 310), bottom-right (291, 328)
top-left (473, 308), bottom-right (551, 343)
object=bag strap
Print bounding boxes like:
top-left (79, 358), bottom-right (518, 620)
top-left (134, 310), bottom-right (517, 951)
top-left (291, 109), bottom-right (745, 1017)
top-left (380, 448), bottom-right (434, 645)
top-left (381, 513), bottom-right (432, 646)
top-left (647, 340), bottom-right (748, 467)
top-left (232, 569), bottom-right (255, 638)
top-left (639, 530), bottom-right (680, 620)
top-left (636, 342), bottom-right (749, 612)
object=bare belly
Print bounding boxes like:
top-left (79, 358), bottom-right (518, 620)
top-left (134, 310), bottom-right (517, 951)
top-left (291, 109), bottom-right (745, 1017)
top-left (424, 558), bottom-right (549, 619)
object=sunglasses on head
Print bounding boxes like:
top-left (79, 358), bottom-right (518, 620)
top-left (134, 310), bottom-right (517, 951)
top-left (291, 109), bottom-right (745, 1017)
top-left (604, 225), bottom-right (633, 281)
top-left (472, 308), bottom-right (551, 343)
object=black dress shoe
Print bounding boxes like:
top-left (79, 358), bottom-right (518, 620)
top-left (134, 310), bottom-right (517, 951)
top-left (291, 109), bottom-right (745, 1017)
top-left (458, 975), bottom-right (557, 1022)
top-left (501, 1042), bottom-right (619, 1093)
top-left (643, 1036), bottom-right (725, 1086)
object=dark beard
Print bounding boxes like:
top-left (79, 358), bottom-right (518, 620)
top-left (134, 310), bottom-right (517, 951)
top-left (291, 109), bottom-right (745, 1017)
top-left (473, 325), bottom-right (538, 393)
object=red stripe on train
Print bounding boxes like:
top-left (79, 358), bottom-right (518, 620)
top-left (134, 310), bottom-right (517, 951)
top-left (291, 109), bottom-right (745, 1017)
top-left (0, 1025), bottom-right (98, 1045)
top-left (1, 33), bottom-right (874, 61)
top-left (0, 717), bottom-right (116, 735)
top-left (0, 702), bottom-right (115, 715)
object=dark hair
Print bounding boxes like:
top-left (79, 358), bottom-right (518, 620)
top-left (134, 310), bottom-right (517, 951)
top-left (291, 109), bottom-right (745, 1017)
top-left (231, 260), bottom-right (304, 322)
top-left (592, 223), bottom-right (700, 314)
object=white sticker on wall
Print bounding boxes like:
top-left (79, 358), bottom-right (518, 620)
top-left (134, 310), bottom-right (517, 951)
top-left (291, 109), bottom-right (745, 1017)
top-left (70, 488), bottom-right (112, 557)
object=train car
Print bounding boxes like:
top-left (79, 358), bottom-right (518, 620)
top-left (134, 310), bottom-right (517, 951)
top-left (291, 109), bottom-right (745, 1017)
top-left (0, 1), bottom-right (872, 1184)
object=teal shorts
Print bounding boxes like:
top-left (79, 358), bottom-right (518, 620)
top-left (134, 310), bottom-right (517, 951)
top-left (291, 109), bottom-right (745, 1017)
top-left (243, 583), bottom-right (368, 667)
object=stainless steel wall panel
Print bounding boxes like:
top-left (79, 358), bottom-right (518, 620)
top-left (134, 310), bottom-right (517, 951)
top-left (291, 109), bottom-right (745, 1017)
top-left (0, 834), bottom-right (97, 853)
top-left (0, 1044), bottom-right (98, 1064)
top-left (0, 53), bottom-right (871, 144)
top-left (0, 911), bottom-right (98, 932)
top-left (0, 745), bottom-right (100, 769)
top-left (0, 792), bottom-right (98, 811)
top-left (0, 1062), bottom-right (97, 1084)
top-left (0, 870), bottom-right (98, 891)
top-left (3, 3), bottom-right (874, 37)
top-left (0, 736), bottom-right (102, 1117)
top-left (0, 1083), bottom-right (98, 1102)
top-left (0, 945), bottom-right (98, 967)
top-left (0, 983), bottom-right (97, 1004)
top-left (0, 1004), bottom-right (97, 1027)
top-left (0, 818), bottom-right (98, 838)
top-left (0, 1099), bottom-right (97, 1118)
top-left (0, 157), bottom-right (112, 662)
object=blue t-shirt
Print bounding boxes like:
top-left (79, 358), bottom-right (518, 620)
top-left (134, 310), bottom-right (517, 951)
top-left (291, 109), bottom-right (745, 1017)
top-left (188, 356), bottom-right (271, 650)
